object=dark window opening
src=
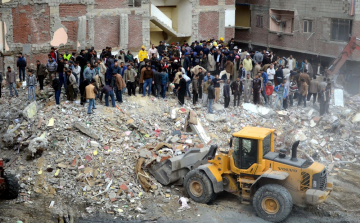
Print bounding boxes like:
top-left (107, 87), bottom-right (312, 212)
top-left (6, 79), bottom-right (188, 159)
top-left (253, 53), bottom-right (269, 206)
top-left (303, 20), bottom-right (313, 33)
top-left (263, 134), bottom-right (271, 157)
top-left (331, 19), bottom-right (352, 42)
top-left (256, 15), bottom-right (263, 28)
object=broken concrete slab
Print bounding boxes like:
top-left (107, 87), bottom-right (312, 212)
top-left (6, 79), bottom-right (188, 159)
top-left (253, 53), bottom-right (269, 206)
top-left (73, 122), bottom-right (100, 140)
top-left (22, 102), bottom-right (37, 120)
top-left (352, 113), bottom-right (360, 123)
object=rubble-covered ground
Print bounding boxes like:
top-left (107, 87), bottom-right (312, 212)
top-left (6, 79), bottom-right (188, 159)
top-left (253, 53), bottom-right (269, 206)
top-left (0, 82), bottom-right (360, 223)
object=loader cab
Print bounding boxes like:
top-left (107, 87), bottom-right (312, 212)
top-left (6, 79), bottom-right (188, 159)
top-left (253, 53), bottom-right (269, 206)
top-left (230, 127), bottom-right (275, 175)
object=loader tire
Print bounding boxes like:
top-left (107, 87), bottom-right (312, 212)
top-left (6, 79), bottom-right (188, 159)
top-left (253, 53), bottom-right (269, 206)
top-left (253, 184), bottom-right (292, 222)
top-left (184, 169), bottom-right (215, 204)
top-left (3, 174), bottom-right (19, 200)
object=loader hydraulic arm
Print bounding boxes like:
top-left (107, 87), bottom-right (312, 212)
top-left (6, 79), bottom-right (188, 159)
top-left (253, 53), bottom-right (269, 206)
top-left (327, 36), bottom-right (360, 77)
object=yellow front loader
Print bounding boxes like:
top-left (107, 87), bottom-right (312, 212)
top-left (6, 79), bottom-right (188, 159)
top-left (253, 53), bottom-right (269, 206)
top-left (183, 126), bottom-right (333, 222)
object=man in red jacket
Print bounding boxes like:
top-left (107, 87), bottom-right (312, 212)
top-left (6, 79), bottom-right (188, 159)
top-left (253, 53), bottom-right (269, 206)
top-left (265, 81), bottom-right (274, 107)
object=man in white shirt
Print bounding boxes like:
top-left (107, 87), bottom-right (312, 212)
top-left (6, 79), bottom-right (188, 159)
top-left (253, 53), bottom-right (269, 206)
top-left (317, 63), bottom-right (322, 76)
top-left (266, 64), bottom-right (276, 84)
top-left (287, 55), bottom-right (296, 71)
top-left (73, 61), bottom-right (81, 87)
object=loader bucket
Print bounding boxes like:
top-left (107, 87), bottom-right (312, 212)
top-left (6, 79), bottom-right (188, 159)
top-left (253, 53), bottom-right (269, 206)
top-left (149, 145), bottom-right (218, 186)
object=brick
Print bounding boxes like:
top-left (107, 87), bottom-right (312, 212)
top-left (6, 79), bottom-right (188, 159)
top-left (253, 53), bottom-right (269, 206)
top-left (199, 0), bottom-right (218, 6)
top-left (12, 5), bottom-right (50, 44)
top-left (225, 27), bottom-right (235, 42)
top-left (199, 11), bottom-right (219, 40)
top-left (128, 14), bottom-right (143, 50)
top-left (94, 16), bottom-right (120, 50)
top-left (120, 183), bottom-right (128, 191)
top-left (225, 0), bottom-right (235, 5)
top-left (59, 4), bottom-right (87, 17)
top-left (95, 0), bottom-right (127, 9)
top-left (61, 21), bottom-right (78, 42)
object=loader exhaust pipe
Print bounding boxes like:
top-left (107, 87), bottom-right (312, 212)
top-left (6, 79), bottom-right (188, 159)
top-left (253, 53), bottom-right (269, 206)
top-left (291, 140), bottom-right (300, 161)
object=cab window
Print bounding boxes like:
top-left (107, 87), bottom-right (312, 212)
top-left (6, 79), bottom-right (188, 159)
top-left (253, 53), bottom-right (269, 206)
top-left (233, 137), bottom-right (258, 169)
top-left (263, 134), bottom-right (271, 157)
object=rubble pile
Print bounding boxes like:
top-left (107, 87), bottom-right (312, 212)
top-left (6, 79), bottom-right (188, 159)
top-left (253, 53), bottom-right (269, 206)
top-left (0, 84), bottom-right (359, 220)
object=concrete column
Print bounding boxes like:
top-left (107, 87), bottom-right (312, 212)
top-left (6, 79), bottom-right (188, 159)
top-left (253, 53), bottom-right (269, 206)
top-left (77, 16), bottom-right (86, 51)
top-left (119, 14), bottom-right (129, 50)
top-left (88, 17), bottom-right (95, 48)
top-left (218, 8), bottom-right (225, 40)
top-left (141, 2), bottom-right (151, 48)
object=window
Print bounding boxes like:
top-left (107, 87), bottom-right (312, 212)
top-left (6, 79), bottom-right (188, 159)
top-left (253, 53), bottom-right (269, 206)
top-left (269, 9), bottom-right (294, 33)
top-left (331, 19), bottom-right (352, 42)
top-left (233, 137), bottom-right (258, 169)
top-left (303, 20), bottom-right (312, 33)
top-left (256, 15), bottom-right (263, 28)
top-left (128, 0), bottom-right (141, 7)
top-left (263, 134), bottom-right (271, 157)
top-left (236, 5), bottom-right (251, 28)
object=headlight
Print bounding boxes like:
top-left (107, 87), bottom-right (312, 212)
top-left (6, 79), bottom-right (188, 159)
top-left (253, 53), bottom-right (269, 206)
top-left (313, 180), bottom-right (317, 188)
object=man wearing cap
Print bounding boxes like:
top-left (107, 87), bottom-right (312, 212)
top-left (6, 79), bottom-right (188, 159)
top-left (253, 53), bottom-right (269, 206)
top-left (36, 60), bottom-right (47, 91)
top-left (138, 46), bottom-right (148, 62)
top-left (85, 79), bottom-right (98, 114)
top-left (243, 53), bottom-right (253, 77)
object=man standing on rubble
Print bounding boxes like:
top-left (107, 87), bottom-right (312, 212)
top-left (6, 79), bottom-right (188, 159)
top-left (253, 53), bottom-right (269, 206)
top-left (177, 75), bottom-right (186, 105)
top-left (207, 82), bottom-right (215, 114)
top-left (231, 77), bottom-right (242, 107)
top-left (273, 79), bottom-right (287, 110)
top-left (243, 73), bottom-right (253, 103)
top-left (192, 74), bottom-right (199, 105)
top-left (160, 68), bottom-right (169, 99)
top-left (52, 76), bottom-right (61, 105)
top-left (202, 78), bottom-right (211, 107)
top-left (298, 79), bottom-right (308, 107)
top-left (66, 70), bottom-right (77, 101)
top-left (142, 65), bottom-right (154, 97)
top-left (6, 66), bottom-right (18, 97)
top-left (101, 85), bottom-right (115, 107)
top-left (85, 79), bottom-right (98, 114)
top-left (308, 76), bottom-right (319, 105)
top-left (243, 53), bottom-right (253, 77)
top-left (223, 79), bottom-right (231, 108)
top-left (35, 60), bottom-right (46, 91)
top-left (26, 70), bottom-right (37, 101)
top-left (113, 72), bottom-right (126, 103)
top-left (252, 73), bottom-right (262, 105)
top-left (125, 65), bottom-right (137, 96)
top-left (17, 52), bottom-right (27, 82)
top-left (46, 55), bottom-right (58, 85)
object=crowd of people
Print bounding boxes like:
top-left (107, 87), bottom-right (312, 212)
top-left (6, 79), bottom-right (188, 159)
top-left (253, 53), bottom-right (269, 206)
top-left (0, 37), bottom-right (333, 116)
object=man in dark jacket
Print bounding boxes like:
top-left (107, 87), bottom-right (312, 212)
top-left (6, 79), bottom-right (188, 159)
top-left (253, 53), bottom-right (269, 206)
top-left (223, 79), bottom-right (231, 108)
top-left (192, 74), bottom-right (199, 105)
top-left (17, 52), bottom-right (27, 82)
top-left (177, 75), bottom-right (186, 105)
top-left (157, 41), bottom-right (166, 60)
top-left (275, 65), bottom-right (284, 85)
top-left (52, 76), bottom-right (61, 105)
top-left (36, 60), bottom-right (47, 90)
top-left (252, 73), bottom-right (262, 104)
top-left (57, 58), bottom-right (65, 89)
top-left (231, 77), bottom-right (243, 107)
top-left (207, 82), bottom-right (215, 113)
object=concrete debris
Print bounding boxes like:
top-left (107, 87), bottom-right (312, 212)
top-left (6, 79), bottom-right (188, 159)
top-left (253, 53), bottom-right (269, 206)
top-left (28, 137), bottom-right (48, 156)
top-left (73, 122), bottom-right (100, 140)
top-left (1, 75), bottom-right (360, 222)
top-left (22, 101), bottom-right (38, 120)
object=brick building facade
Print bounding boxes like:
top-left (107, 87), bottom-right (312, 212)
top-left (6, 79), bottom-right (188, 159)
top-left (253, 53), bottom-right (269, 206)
top-left (0, 0), bottom-right (235, 73)
top-left (234, 0), bottom-right (360, 64)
